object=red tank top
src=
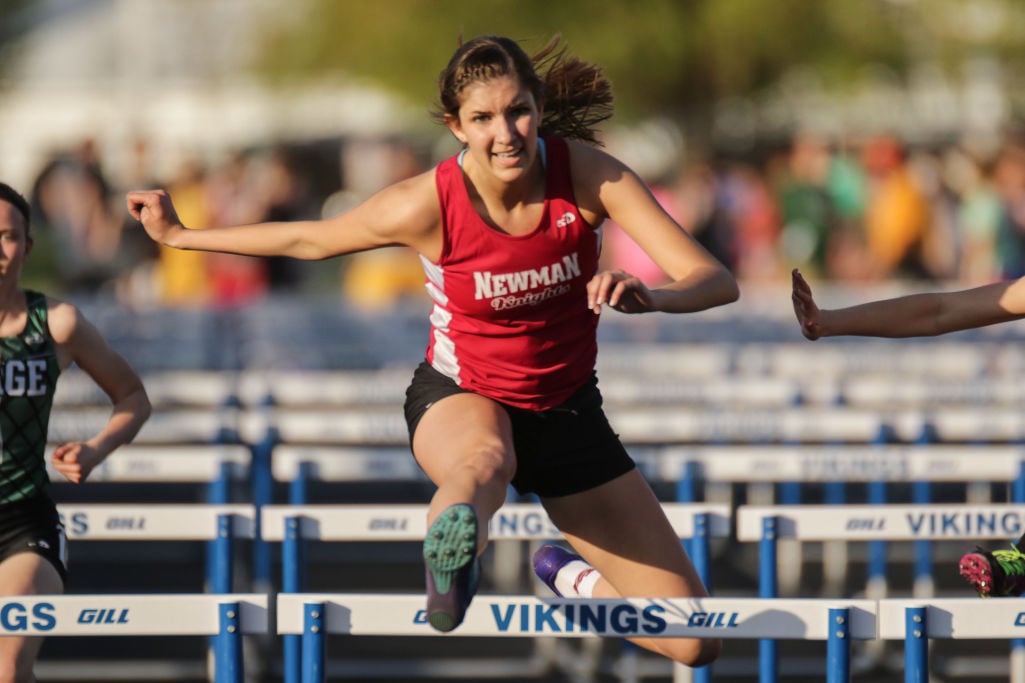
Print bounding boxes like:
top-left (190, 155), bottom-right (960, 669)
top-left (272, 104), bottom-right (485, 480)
top-left (424, 136), bottom-right (600, 410)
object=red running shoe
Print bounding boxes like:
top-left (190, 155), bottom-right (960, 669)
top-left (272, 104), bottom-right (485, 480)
top-left (959, 546), bottom-right (1025, 597)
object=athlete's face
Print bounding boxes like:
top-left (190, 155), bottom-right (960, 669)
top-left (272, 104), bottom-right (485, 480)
top-left (0, 201), bottom-right (31, 285)
top-left (446, 75), bottom-right (542, 183)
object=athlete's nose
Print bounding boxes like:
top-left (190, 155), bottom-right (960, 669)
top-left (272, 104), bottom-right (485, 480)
top-left (494, 113), bottom-right (517, 145)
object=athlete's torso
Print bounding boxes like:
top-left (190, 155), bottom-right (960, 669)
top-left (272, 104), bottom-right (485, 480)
top-left (423, 136), bottom-right (600, 410)
top-left (0, 291), bottom-right (60, 504)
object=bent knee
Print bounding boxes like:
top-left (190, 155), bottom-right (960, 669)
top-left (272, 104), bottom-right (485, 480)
top-left (461, 447), bottom-right (516, 486)
top-left (672, 637), bottom-right (722, 668)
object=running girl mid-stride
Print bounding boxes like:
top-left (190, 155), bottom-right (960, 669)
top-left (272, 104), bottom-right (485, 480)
top-left (128, 34), bottom-right (738, 667)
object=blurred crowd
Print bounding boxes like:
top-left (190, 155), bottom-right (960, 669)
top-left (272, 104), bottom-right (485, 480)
top-left (19, 126), bottom-right (1025, 311)
top-left (606, 128), bottom-right (1025, 292)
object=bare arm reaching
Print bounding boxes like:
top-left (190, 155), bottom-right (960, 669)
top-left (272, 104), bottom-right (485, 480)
top-left (791, 268), bottom-right (1025, 340)
top-left (126, 171), bottom-right (443, 261)
top-left (570, 141), bottom-right (738, 315)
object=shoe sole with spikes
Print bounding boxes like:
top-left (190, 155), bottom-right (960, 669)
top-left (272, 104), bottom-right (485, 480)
top-left (959, 551), bottom-right (998, 597)
top-left (423, 504), bottom-right (478, 632)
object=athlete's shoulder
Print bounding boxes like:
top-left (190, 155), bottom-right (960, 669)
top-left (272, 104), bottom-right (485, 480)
top-left (565, 138), bottom-right (622, 172)
top-left (43, 295), bottom-right (84, 346)
top-left (563, 140), bottom-right (627, 221)
top-left (350, 167), bottom-right (442, 255)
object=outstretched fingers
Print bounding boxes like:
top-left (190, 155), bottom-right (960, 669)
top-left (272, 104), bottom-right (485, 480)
top-left (790, 268), bottom-right (821, 340)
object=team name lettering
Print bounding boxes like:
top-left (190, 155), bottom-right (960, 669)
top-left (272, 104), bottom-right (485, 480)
top-left (0, 359), bottom-right (48, 397)
top-left (905, 511), bottom-right (1025, 537)
top-left (490, 511), bottom-right (561, 538)
top-left (800, 456), bottom-right (911, 481)
top-left (0, 603), bottom-right (56, 631)
top-left (473, 254), bottom-right (581, 300)
top-left (489, 602), bottom-right (668, 634)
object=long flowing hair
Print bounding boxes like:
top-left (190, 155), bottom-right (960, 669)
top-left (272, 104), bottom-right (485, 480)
top-left (434, 35), bottom-right (614, 146)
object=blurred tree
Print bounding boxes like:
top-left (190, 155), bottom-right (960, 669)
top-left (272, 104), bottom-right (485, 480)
top-left (252, 0), bottom-right (1025, 123)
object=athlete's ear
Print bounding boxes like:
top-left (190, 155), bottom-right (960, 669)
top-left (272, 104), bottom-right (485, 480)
top-left (444, 114), bottom-right (468, 145)
top-left (24, 236), bottom-right (33, 257)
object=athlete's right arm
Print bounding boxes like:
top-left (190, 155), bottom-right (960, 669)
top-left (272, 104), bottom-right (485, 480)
top-left (126, 170), bottom-right (442, 260)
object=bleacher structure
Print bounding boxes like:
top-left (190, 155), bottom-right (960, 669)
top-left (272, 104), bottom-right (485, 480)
top-left (23, 296), bottom-right (1025, 682)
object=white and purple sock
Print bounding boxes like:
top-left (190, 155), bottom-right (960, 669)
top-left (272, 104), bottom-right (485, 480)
top-left (554, 560), bottom-right (601, 598)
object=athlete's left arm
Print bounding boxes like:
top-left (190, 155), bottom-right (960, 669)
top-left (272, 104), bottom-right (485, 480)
top-left (48, 299), bottom-right (152, 483)
top-left (569, 142), bottom-right (738, 314)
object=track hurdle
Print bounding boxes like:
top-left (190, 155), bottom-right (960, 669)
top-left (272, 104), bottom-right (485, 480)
top-left (48, 444), bottom-right (252, 504)
top-left (57, 504), bottom-right (256, 593)
top-left (878, 598), bottom-right (1025, 683)
top-left (271, 445), bottom-right (428, 505)
top-left (261, 502), bottom-right (730, 683)
top-left (737, 502), bottom-right (1025, 681)
top-left (276, 594), bottom-right (876, 683)
top-left (650, 444), bottom-right (1024, 597)
top-left (6, 593), bottom-right (267, 683)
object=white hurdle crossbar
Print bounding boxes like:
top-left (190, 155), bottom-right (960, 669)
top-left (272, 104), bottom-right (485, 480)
top-left (48, 444), bottom-right (251, 504)
top-left (260, 502), bottom-right (729, 543)
top-left (277, 594), bottom-right (876, 683)
top-left (648, 444), bottom-right (1023, 486)
top-left (58, 504), bottom-right (256, 593)
top-left (0, 593), bottom-right (267, 683)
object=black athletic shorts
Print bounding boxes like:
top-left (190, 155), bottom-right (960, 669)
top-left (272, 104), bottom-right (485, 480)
top-left (0, 495), bottom-right (68, 584)
top-left (403, 361), bottom-right (636, 498)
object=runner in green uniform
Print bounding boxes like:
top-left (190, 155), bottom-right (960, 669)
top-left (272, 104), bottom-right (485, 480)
top-left (0, 183), bottom-right (151, 682)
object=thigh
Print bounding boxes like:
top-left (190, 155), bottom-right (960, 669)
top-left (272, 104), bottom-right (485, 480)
top-left (0, 551), bottom-right (63, 596)
top-left (412, 391), bottom-right (517, 486)
top-left (541, 469), bottom-right (707, 599)
top-left (0, 553), bottom-right (63, 675)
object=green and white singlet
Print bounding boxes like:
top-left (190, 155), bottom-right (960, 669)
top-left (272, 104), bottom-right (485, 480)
top-left (0, 291), bottom-right (59, 505)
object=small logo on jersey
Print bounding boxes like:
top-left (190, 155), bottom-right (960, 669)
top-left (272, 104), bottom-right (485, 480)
top-left (24, 333), bottom-right (44, 347)
top-left (26, 540), bottom-right (49, 550)
top-left (556, 212), bottom-right (576, 228)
